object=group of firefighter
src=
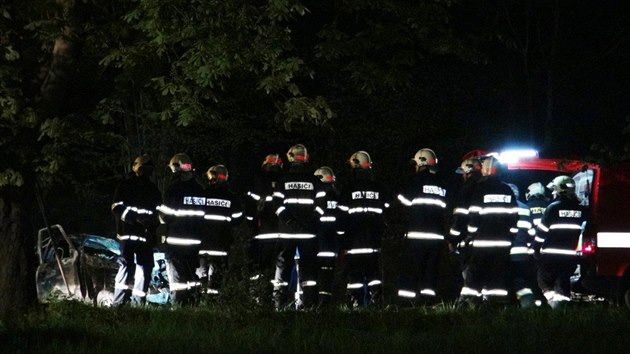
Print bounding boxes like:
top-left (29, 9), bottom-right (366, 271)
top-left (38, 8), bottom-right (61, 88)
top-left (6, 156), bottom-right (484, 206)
top-left (111, 144), bottom-right (588, 310)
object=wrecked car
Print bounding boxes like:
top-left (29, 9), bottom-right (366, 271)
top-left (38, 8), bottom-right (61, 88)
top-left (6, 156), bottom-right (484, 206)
top-left (35, 224), bottom-right (169, 306)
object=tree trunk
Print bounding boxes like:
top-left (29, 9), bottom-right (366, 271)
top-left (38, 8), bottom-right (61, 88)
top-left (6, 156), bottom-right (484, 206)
top-left (0, 187), bottom-right (37, 324)
top-left (0, 0), bottom-right (78, 323)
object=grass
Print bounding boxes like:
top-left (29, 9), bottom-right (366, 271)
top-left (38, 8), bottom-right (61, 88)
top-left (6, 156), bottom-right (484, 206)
top-left (2, 301), bottom-right (630, 354)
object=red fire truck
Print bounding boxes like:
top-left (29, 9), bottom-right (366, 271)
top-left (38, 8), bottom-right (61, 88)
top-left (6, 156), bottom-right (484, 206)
top-left (498, 150), bottom-right (630, 307)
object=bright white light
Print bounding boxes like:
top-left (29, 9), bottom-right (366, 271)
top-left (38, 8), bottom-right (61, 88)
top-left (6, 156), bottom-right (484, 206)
top-left (597, 232), bottom-right (630, 248)
top-left (495, 149), bottom-right (538, 163)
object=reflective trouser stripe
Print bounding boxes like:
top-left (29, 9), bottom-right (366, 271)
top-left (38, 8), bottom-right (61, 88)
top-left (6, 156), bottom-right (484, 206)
top-left (199, 250), bottom-right (228, 256)
top-left (117, 235), bottom-right (148, 242)
top-left (132, 289), bottom-right (146, 297)
top-left (544, 291), bottom-right (571, 302)
top-left (481, 289), bottom-right (508, 296)
top-left (348, 280), bottom-right (381, 289)
top-left (460, 287), bottom-right (480, 297)
top-left (254, 233), bottom-right (279, 239)
top-left (420, 289), bottom-right (436, 296)
top-left (398, 290), bottom-right (416, 298)
top-left (170, 282), bottom-right (202, 291)
top-left (271, 280), bottom-right (289, 287)
top-left (516, 288), bottom-right (533, 299)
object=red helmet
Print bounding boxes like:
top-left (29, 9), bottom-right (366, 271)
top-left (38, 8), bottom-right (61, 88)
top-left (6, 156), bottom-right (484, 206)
top-left (261, 154), bottom-right (283, 169)
top-left (461, 150), bottom-right (489, 161)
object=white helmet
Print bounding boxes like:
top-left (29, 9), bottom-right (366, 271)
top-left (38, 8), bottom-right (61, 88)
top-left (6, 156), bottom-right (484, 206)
top-left (526, 182), bottom-right (545, 201)
top-left (286, 144), bottom-right (309, 163)
top-left (168, 153), bottom-right (193, 173)
top-left (207, 164), bottom-right (229, 184)
top-left (412, 148), bottom-right (438, 167)
top-left (132, 155), bottom-right (154, 177)
top-left (455, 158), bottom-right (481, 175)
top-left (314, 166), bottom-right (336, 183)
top-left (549, 175), bottom-right (575, 198)
top-left (349, 151), bottom-right (372, 169)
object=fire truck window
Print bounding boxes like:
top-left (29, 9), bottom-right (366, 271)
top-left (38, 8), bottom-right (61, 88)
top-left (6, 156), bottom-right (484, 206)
top-left (573, 169), bottom-right (593, 207)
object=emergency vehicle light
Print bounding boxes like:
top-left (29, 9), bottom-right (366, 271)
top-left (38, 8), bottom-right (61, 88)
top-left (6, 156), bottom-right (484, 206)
top-left (489, 149), bottom-right (538, 164)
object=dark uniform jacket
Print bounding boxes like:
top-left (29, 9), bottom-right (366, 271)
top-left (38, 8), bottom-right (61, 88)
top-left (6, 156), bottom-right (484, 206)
top-left (158, 177), bottom-right (208, 249)
top-left (467, 176), bottom-right (519, 249)
top-left (200, 183), bottom-right (243, 255)
top-left (397, 170), bottom-right (447, 244)
top-left (527, 195), bottom-right (549, 227)
top-left (274, 164), bottom-right (322, 238)
top-left (246, 171), bottom-right (282, 239)
top-left (316, 182), bottom-right (342, 254)
top-left (337, 169), bottom-right (387, 252)
top-left (448, 173), bottom-right (482, 247)
top-left (534, 196), bottom-right (588, 258)
top-left (510, 200), bottom-right (535, 262)
top-left (111, 174), bottom-right (162, 244)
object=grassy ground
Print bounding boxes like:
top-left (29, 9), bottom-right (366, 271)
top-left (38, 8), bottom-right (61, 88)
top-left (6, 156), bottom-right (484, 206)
top-left (1, 301), bottom-right (629, 354)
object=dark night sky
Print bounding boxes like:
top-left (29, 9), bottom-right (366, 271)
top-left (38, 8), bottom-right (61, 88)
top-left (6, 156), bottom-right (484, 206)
top-left (448, 1), bottom-right (630, 158)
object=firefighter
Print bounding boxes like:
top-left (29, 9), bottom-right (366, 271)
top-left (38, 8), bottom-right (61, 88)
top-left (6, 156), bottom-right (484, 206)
top-left (448, 156), bottom-right (483, 252)
top-left (337, 151), bottom-right (387, 308)
top-left (507, 183), bottom-right (538, 308)
top-left (459, 156), bottom-right (519, 305)
top-left (272, 144), bottom-right (322, 309)
top-left (448, 155), bottom-right (483, 300)
top-left (197, 165), bottom-right (243, 295)
top-left (313, 166), bottom-right (341, 307)
top-left (157, 153), bottom-right (207, 305)
top-left (396, 148), bottom-right (448, 304)
top-left (245, 154), bottom-right (284, 303)
top-left (526, 182), bottom-right (549, 227)
top-left (534, 175), bottom-right (588, 309)
top-left (111, 154), bottom-right (162, 306)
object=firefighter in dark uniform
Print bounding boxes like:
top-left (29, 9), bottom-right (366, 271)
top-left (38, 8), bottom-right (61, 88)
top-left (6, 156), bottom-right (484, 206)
top-left (525, 182), bottom-right (549, 227)
top-left (396, 148), bottom-right (448, 304)
top-left (157, 153), bottom-right (207, 305)
top-left (460, 156), bottom-right (519, 304)
top-left (313, 166), bottom-right (341, 307)
top-left (448, 156), bottom-right (483, 298)
top-left (272, 144), bottom-right (322, 309)
top-left (246, 154), bottom-right (284, 294)
top-left (534, 175), bottom-right (588, 309)
top-left (448, 157), bottom-right (483, 251)
top-left (337, 151), bottom-right (387, 308)
top-left (111, 155), bottom-right (162, 306)
top-left (197, 165), bottom-right (243, 295)
top-left (507, 183), bottom-right (538, 308)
